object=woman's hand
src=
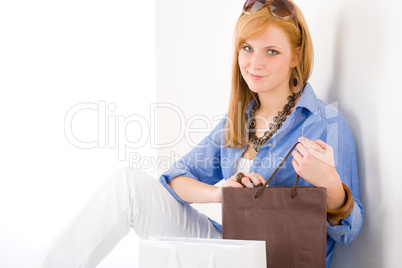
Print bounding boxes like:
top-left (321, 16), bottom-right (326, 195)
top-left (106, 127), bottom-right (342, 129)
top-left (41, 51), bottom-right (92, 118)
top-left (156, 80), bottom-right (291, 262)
top-left (214, 172), bottom-right (266, 203)
top-left (292, 137), bottom-right (347, 225)
top-left (291, 137), bottom-right (338, 188)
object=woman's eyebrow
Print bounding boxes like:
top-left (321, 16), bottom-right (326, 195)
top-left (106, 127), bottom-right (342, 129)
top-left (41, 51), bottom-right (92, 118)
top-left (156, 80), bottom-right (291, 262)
top-left (243, 41), bottom-right (282, 49)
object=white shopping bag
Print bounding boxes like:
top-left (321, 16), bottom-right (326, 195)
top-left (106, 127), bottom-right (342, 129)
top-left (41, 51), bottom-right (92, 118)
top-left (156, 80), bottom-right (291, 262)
top-left (138, 236), bottom-right (266, 268)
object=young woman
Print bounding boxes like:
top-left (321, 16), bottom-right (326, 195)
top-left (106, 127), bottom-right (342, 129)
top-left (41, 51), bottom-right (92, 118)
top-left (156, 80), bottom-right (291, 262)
top-left (31, 1), bottom-right (364, 267)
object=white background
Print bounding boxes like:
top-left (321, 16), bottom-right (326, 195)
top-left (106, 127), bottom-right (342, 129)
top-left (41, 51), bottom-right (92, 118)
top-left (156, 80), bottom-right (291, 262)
top-left (1, 0), bottom-right (402, 267)
top-left (0, 0), bottom-right (155, 267)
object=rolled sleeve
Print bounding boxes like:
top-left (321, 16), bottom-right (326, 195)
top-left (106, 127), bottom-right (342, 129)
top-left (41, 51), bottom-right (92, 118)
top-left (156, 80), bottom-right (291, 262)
top-left (326, 198), bottom-right (364, 245)
top-left (159, 162), bottom-right (200, 205)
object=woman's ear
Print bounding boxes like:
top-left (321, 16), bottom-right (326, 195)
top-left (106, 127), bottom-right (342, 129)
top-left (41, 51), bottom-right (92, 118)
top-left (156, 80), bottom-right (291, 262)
top-left (292, 46), bottom-right (301, 67)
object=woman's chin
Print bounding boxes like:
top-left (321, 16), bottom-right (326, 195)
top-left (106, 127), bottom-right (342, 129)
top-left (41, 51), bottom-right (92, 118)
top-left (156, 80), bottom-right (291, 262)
top-left (248, 87), bottom-right (268, 94)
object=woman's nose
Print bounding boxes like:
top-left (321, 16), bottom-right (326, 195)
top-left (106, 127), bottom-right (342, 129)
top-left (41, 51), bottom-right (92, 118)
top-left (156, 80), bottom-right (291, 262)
top-left (250, 53), bottom-right (264, 70)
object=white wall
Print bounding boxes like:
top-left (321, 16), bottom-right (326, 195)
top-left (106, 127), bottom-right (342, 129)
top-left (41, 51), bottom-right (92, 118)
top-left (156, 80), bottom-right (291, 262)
top-left (314, 1), bottom-right (402, 267)
top-left (156, 0), bottom-right (402, 268)
top-left (0, 1), bottom-right (156, 267)
top-left (155, 0), bottom-right (241, 223)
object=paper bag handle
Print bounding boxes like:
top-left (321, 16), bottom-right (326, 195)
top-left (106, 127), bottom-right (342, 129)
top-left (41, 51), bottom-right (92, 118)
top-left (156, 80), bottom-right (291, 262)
top-left (255, 142), bottom-right (300, 199)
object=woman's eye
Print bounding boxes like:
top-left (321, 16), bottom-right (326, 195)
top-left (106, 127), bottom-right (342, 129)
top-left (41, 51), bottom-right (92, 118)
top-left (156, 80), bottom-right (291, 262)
top-left (243, 46), bottom-right (253, 52)
top-left (268, 49), bottom-right (278, 55)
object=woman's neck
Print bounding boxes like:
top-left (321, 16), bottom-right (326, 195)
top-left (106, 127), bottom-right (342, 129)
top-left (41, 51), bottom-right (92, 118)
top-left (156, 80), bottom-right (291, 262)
top-left (256, 88), bottom-right (293, 119)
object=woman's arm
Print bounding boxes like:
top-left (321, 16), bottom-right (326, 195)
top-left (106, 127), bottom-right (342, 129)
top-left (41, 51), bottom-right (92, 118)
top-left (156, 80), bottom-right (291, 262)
top-left (168, 176), bottom-right (221, 203)
top-left (291, 112), bottom-right (364, 247)
top-left (168, 172), bottom-right (266, 203)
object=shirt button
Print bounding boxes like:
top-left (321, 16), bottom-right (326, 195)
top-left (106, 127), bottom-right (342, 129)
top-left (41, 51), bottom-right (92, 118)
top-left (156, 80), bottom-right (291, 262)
top-left (291, 119), bottom-right (294, 122)
top-left (268, 143), bottom-right (272, 147)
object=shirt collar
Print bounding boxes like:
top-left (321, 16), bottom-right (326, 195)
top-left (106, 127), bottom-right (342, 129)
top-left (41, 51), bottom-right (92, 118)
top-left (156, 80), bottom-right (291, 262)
top-left (244, 82), bottom-right (318, 117)
top-left (295, 82), bottom-right (317, 114)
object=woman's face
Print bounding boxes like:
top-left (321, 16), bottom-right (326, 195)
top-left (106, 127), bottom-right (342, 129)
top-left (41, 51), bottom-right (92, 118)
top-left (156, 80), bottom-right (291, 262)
top-left (238, 25), bottom-right (297, 95)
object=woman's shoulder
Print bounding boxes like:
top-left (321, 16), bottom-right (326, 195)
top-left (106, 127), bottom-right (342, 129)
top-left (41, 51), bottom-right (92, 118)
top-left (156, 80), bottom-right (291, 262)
top-left (299, 83), bottom-right (354, 140)
top-left (301, 83), bottom-right (348, 124)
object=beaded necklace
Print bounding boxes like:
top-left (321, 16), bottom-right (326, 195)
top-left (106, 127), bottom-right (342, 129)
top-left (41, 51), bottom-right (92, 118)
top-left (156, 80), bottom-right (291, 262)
top-left (248, 93), bottom-right (298, 152)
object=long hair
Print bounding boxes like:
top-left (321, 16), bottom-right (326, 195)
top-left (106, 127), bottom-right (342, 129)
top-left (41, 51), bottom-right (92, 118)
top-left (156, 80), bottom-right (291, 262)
top-left (224, 1), bottom-right (314, 148)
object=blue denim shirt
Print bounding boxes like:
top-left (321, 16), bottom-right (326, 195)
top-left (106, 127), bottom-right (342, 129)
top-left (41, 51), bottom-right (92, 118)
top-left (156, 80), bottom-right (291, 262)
top-left (159, 83), bottom-right (364, 266)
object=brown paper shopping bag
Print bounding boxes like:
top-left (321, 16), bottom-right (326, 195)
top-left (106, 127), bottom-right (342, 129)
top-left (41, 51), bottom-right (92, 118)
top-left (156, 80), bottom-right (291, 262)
top-left (222, 142), bottom-right (327, 268)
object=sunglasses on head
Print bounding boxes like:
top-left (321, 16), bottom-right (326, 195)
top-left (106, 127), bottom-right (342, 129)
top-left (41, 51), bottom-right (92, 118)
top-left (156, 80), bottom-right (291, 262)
top-left (243, 0), bottom-right (298, 25)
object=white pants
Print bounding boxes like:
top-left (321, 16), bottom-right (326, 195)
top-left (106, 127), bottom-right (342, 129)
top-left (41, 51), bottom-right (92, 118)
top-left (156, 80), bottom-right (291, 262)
top-left (31, 167), bottom-right (222, 268)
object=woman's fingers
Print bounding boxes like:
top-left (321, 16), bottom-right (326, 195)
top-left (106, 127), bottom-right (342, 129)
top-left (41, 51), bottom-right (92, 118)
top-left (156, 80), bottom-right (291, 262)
top-left (294, 138), bottom-right (334, 177)
top-left (227, 172), bottom-right (267, 188)
top-left (296, 137), bottom-right (335, 168)
top-left (243, 172), bottom-right (266, 188)
top-left (292, 147), bottom-right (304, 164)
top-left (295, 143), bottom-right (309, 158)
top-left (298, 137), bottom-right (325, 153)
top-left (245, 172), bottom-right (266, 183)
top-left (225, 176), bottom-right (244, 188)
top-left (241, 177), bottom-right (254, 188)
top-left (314, 139), bottom-right (327, 150)
top-left (230, 180), bottom-right (244, 188)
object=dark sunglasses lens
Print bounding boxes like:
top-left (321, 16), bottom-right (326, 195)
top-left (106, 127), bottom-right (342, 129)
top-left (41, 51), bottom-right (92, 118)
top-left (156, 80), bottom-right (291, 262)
top-left (244, 0), bottom-right (266, 13)
top-left (270, 0), bottom-right (295, 18)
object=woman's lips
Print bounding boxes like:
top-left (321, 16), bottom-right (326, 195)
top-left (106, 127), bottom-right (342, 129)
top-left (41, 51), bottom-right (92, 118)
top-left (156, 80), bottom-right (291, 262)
top-left (249, 73), bottom-right (266, 80)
